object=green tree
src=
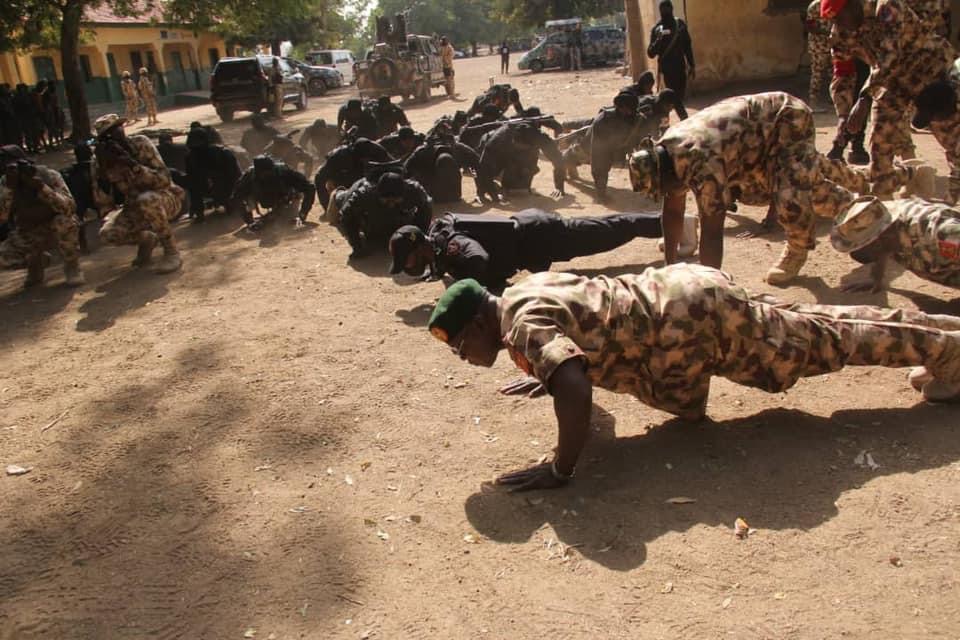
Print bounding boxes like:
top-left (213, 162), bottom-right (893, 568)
top-left (374, 0), bottom-right (501, 47)
top-left (493, 0), bottom-right (621, 28)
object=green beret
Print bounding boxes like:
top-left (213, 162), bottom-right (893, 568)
top-left (428, 279), bottom-right (487, 344)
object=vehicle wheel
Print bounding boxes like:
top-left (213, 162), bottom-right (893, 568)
top-left (309, 79), bottom-right (327, 96)
top-left (296, 87), bottom-right (308, 111)
top-left (216, 108), bottom-right (234, 123)
top-left (530, 60), bottom-right (544, 73)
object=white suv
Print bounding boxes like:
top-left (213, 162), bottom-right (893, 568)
top-left (306, 49), bottom-right (356, 85)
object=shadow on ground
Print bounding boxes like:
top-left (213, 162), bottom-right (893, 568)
top-left (465, 405), bottom-right (960, 572)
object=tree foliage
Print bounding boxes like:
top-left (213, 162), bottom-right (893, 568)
top-left (374, 0), bottom-right (504, 45)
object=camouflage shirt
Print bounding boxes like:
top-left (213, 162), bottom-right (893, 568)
top-left (101, 134), bottom-right (176, 197)
top-left (888, 198), bottom-right (960, 287)
top-left (659, 91), bottom-right (812, 215)
top-left (0, 165), bottom-right (76, 229)
top-left (830, 0), bottom-right (954, 98)
top-left (499, 264), bottom-right (745, 419)
top-left (806, 1), bottom-right (831, 41)
top-left (121, 78), bottom-right (138, 100)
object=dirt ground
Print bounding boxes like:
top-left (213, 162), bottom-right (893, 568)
top-left (2, 55), bottom-right (960, 639)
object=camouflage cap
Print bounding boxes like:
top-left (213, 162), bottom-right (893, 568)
top-left (93, 113), bottom-right (126, 136)
top-left (628, 138), bottom-right (661, 198)
top-left (122, 70), bottom-right (131, 78)
top-left (428, 279), bottom-right (487, 344)
top-left (830, 196), bottom-right (898, 253)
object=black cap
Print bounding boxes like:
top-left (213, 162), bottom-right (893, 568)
top-left (377, 172), bottom-right (405, 198)
top-left (378, 95), bottom-right (390, 105)
top-left (186, 127), bottom-right (209, 148)
top-left (347, 98), bottom-right (362, 110)
top-left (251, 114), bottom-right (265, 127)
top-left (253, 155), bottom-right (274, 172)
top-left (389, 225), bottom-right (427, 274)
top-left (397, 126), bottom-right (415, 140)
top-left (614, 91), bottom-right (640, 110)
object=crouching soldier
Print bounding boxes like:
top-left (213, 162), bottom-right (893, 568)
top-left (333, 172), bottom-right (431, 258)
top-left (0, 158), bottom-right (84, 287)
top-left (232, 155), bottom-right (316, 231)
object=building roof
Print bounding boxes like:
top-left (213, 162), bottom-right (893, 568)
top-left (84, 3), bottom-right (168, 25)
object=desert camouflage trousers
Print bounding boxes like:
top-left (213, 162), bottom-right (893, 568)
top-left (0, 214), bottom-right (80, 268)
top-left (929, 113), bottom-right (960, 203)
top-left (648, 266), bottom-right (960, 419)
top-left (143, 96), bottom-right (158, 121)
top-left (99, 187), bottom-right (183, 246)
top-left (870, 89), bottom-right (918, 196)
top-left (808, 36), bottom-right (831, 106)
top-left (124, 97), bottom-right (140, 122)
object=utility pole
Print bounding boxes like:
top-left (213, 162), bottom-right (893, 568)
top-left (624, 0), bottom-right (647, 81)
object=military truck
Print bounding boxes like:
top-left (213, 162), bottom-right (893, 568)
top-left (354, 14), bottom-right (446, 102)
top-left (518, 19), bottom-right (625, 72)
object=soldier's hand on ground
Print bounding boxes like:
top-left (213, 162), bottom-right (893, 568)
top-left (499, 376), bottom-right (547, 398)
top-left (496, 463), bottom-right (569, 492)
top-left (550, 188), bottom-right (565, 198)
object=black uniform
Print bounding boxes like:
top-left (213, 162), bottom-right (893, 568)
top-left (299, 120), bottom-right (341, 159)
top-left (157, 138), bottom-right (190, 173)
top-left (371, 100), bottom-right (411, 138)
top-left (13, 85), bottom-right (40, 153)
top-left (476, 123), bottom-right (564, 202)
top-left (191, 122), bottom-right (224, 145)
top-left (186, 131), bottom-right (244, 221)
top-left (313, 138), bottom-right (391, 208)
top-left (397, 210), bottom-right (664, 290)
top-left (646, 15), bottom-right (693, 119)
top-left (404, 136), bottom-right (479, 203)
top-left (337, 177), bottom-right (432, 256)
top-left (240, 120), bottom-right (281, 157)
top-left (379, 131), bottom-right (425, 160)
top-left (233, 160), bottom-right (316, 227)
top-left (337, 101), bottom-right (379, 140)
top-left (466, 84), bottom-right (512, 118)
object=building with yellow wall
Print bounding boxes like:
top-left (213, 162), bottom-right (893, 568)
top-left (0, 3), bottom-right (227, 109)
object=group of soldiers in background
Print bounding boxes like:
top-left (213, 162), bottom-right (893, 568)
top-left (120, 69), bottom-right (160, 126)
top-left (0, 81), bottom-right (66, 153)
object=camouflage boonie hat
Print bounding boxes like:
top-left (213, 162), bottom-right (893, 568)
top-left (628, 137), bottom-right (661, 198)
top-left (93, 113), bottom-right (126, 136)
top-left (831, 196), bottom-right (899, 253)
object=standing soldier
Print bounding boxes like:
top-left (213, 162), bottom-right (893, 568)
top-left (824, 0), bottom-right (955, 196)
top-left (646, 0), bottom-right (694, 121)
top-left (94, 114), bottom-right (184, 274)
top-left (270, 58), bottom-right (284, 118)
top-left (0, 159), bottom-right (85, 288)
top-left (828, 55), bottom-right (872, 164)
top-left (440, 36), bottom-right (456, 97)
top-left (831, 195), bottom-right (960, 291)
top-left (499, 41), bottom-right (510, 74)
top-left (625, 92), bottom-right (908, 285)
top-left (805, 0), bottom-right (832, 111)
top-left (120, 71), bottom-right (140, 123)
top-left (388, 209), bottom-right (696, 290)
top-left (138, 67), bottom-right (159, 126)
top-left (423, 267), bottom-right (960, 490)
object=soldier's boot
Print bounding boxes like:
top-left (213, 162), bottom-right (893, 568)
top-left (922, 379), bottom-right (960, 403)
top-left (154, 236), bottom-right (182, 274)
top-left (847, 140), bottom-right (870, 165)
top-left (24, 253), bottom-right (48, 288)
top-left (63, 260), bottom-right (85, 287)
top-left (827, 140), bottom-right (846, 161)
top-left (764, 244), bottom-right (808, 286)
top-left (909, 366), bottom-right (934, 391)
top-left (897, 160), bottom-right (937, 200)
top-left (656, 215), bottom-right (699, 257)
top-left (132, 230), bottom-right (157, 267)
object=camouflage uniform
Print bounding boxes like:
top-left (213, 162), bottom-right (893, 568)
top-left (137, 73), bottom-right (158, 125)
top-left (873, 198), bottom-right (960, 286)
top-left (806, 1), bottom-right (832, 107)
top-left (121, 77), bottom-right (140, 122)
top-left (500, 264), bottom-right (960, 420)
top-left (925, 84), bottom-right (960, 203)
top-left (656, 92), bottom-right (858, 275)
top-left (99, 135), bottom-right (184, 250)
top-left (910, 0), bottom-right (949, 35)
top-left (0, 166), bottom-right (79, 274)
top-left (830, 0), bottom-right (955, 195)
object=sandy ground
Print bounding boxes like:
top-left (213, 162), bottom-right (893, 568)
top-left (2, 56), bottom-right (960, 639)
